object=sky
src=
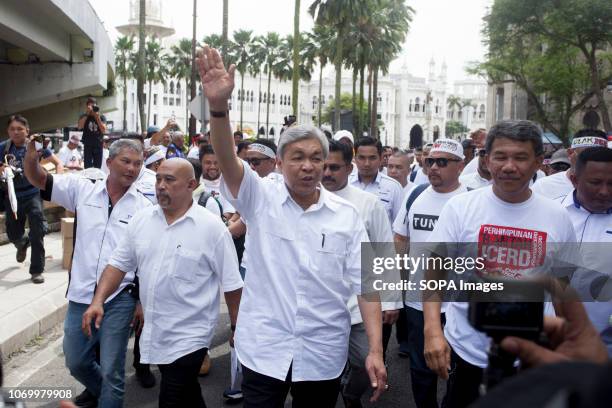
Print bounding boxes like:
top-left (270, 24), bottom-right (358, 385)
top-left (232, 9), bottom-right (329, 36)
top-left (89, 0), bottom-right (493, 86)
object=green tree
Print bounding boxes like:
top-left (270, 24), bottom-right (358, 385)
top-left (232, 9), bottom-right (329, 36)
top-left (137, 0), bottom-right (146, 132)
top-left (115, 36), bottom-right (135, 131)
top-left (309, 0), bottom-right (372, 131)
top-left (473, 0), bottom-right (612, 140)
top-left (306, 25), bottom-right (336, 127)
top-left (230, 29), bottom-right (255, 132)
top-left (145, 40), bottom-right (168, 128)
top-left (322, 92), bottom-right (368, 128)
top-left (292, 0), bottom-right (301, 117)
top-left (168, 38), bottom-right (194, 131)
top-left (445, 120), bottom-right (469, 138)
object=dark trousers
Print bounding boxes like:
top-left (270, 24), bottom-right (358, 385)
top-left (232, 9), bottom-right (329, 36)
top-left (5, 193), bottom-right (45, 274)
top-left (242, 365), bottom-right (341, 408)
top-left (441, 349), bottom-right (483, 408)
top-left (382, 307), bottom-right (409, 360)
top-left (132, 330), bottom-right (150, 371)
top-left (158, 347), bottom-right (208, 408)
top-left (84, 144), bottom-right (103, 169)
top-left (406, 307), bottom-right (446, 408)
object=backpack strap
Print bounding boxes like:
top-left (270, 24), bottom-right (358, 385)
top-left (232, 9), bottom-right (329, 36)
top-left (409, 166), bottom-right (418, 182)
top-left (198, 191), bottom-right (224, 218)
top-left (405, 183), bottom-right (430, 215)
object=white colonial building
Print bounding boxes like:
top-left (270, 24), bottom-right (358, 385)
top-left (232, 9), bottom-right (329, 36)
top-left (448, 79), bottom-right (487, 133)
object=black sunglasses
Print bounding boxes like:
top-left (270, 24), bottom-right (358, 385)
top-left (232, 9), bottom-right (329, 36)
top-left (550, 162), bottom-right (570, 172)
top-left (424, 157), bottom-right (462, 168)
top-left (246, 157), bottom-right (272, 167)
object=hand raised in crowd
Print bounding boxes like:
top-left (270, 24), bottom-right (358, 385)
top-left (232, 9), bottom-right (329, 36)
top-left (424, 332), bottom-right (451, 379)
top-left (195, 46), bottom-right (236, 110)
top-left (81, 303), bottom-right (104, 338)
top-left (365, 351), bottom-right (388, 402)
top-left (131, 303), bottom-right (144, 336)
top-left (501, 300), bottom-right (608, 367)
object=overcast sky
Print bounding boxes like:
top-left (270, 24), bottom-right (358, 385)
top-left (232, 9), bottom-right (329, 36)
top-left (89, 0), bottom-right (492, 86)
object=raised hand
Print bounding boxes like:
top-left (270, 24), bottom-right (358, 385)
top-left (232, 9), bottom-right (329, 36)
top-left (196, 46), bottom-right (236, 110)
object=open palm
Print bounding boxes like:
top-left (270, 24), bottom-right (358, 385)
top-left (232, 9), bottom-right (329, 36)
top-left (196, 46), bottom-right (236, 107)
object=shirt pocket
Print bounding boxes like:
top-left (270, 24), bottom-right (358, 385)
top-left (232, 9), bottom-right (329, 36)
top-left (315, 230), bottom-right (347, 277)
top-left (172, 247), bottom-right (201, 283)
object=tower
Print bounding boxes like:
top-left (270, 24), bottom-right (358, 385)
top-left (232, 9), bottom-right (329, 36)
top-left (116, 0), bottom-right (175, 39)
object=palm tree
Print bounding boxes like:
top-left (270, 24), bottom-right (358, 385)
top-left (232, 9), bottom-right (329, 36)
top-left (221, 0), bottom-right (229, 60)
top-left (292, 0), bottom-right (301, 117)
top-left (137, 0), bottom-right (146, 132)
top-left (145, 39), bottom-right (168, 127)
top-left (306, 25), bottom-right (335, 127)
top-left (168, 38), bottom-right (194, 130)
top-left (189, 0), bottom-right (198, 137)
top-left (279, 33), bottom-right (316, 83)
top-left (309, 0), bottom-right (371, 131)
top-left (231, 29), bottom-right (254, 132)
top-left (115, 36), bottom-right (135, 131)
top-left (255, 32), bottom-right (283, 136)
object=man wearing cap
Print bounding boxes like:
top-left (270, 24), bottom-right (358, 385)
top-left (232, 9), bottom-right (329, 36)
top-left (555, 147), bottom-right (612, 357)
top-left (393, 138), bottom-right (468, 408)
top-left (333, 130), bottom-right (355, 150)
top-left (533, 129), bottom-right (608, 200)
top-left (387, 151), bottom-right (415, 194)
top-left (58, 134), bottom-right (84, 169)
top-left (349, 136), bottom-right (404, 226)
top-left (78, 97), bottom-right (107, 169)
top-left (135, 146), bottom-right (165, 205)
top-left (547, 149), bottom-right (571, 175)
top-left (459, 147), bottom-right (492, 190)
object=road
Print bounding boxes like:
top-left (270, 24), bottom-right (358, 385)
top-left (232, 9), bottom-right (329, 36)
top-left (5, 310), bottom-right (446, 407)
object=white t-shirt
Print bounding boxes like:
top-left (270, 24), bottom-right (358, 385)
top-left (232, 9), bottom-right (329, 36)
top-left (412, 166), bottom-right (429, 185)
top-left (101, 148), bottom-right (109, 174)
top-left (459, 171), bottom-right (492, 190)
top-left (460, 156), bottom-right (479, 176)
top-left (58, 145), bottom-right (82, 166)
top-left (201, 177), bottom-right (235, 214)
top-left (532, 170), bottom-right (573, 200)
top-left (428, 186), bottom-right (577, 367)
top-left (187, 145), bottom-right (200, 160)
top-left (393, 184), bottom-right (469, 311)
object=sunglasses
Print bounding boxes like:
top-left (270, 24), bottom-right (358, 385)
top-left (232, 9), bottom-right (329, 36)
top-left (246, 157), bottom-right (273, 167)
top-left (477, 149), bottom-right (487, 157)
top-left (323, 164), bottom-right (343, 172)
top-left (550, 163), bottom-right (570, 172)
top-left (424, 157), bottom-right (462, 168)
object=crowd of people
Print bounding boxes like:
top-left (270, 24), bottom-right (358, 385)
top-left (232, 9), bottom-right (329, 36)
top-left (0, 45), bottom-right (611, 408)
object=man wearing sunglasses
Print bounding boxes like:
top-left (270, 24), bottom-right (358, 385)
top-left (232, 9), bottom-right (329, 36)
top-left (393, 138), bottom-right (467, 408)
top-left (245, 138), bottom-right (280, 180)
top-left (459, 148), bottom-right (492, 190)
top-left (533, 129), bottom-right (608, 200)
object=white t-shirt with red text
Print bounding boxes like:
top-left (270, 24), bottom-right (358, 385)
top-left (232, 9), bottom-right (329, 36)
top-left (428, 186), bottom-right (577, 367)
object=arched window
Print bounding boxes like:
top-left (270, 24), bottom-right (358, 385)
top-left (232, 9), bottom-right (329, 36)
top-left (409, 99), bottom-right (413, 112)
top-left (169, 81), bottom-right (175, 94)
top-left (288, 96), bottom-right (291, 106)
top-left (250, 91), bottom-right (254, 102)
top-left (479, 104), bottom-right (485, 119)
top-left (272, 94), bottom-right (275, 104)
top-left (281, 95), bottom-right (285, 105)
top-left (435, 99), bottom-right (440, 114)
top-left (263, 92), bottom-right (267, 103)
top-left (176, 82), bottom-right (181, 95)
top-left (414, 97), bottom-right (420, 113)
top-left (321, 95), bottom-right (326, 105)
top-left (163, 83), bottom-right (168, 93)
top-left (312, 96), bottom-right (317, 109)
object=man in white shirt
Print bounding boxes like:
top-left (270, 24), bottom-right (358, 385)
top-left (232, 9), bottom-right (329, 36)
top-left (460, 128), bottom-right (487, 176)
top-left (410, 144), bottom-right (432, 185)
top-left (58, 134), bottom-right (84, 169)
top-left (387, 151), bottom-right (415, 194)
top-left (393, 138), bottom-right (467, 408)
top-left (322, 140), bottom-right (402, 407)
top-left (350, 136), bottom-right (404, 225)
top-left (199, 144), bottom-right (235, 220)
top-left (82, 158), bottom-right (243, 407)
top-left (533, 129), bottom-right (608, 200)
top-left (423, 121), bottom-right (577, 408)
top-left (24, 139), bottom-right (152, 408)
top-left (556, 147), bottom-right (612, 356)
top-left (197, 45), bottom-right (387, 406)
top-left (459, 148), bottom-right (492, 190)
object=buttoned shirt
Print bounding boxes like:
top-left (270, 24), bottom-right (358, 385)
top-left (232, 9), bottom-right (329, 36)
top-left (221, 162), bottom-right (368, 381)
top-left (332, 184), bottom-right (402, 324)
top-left (48, 174), bottom-right (153, 304)
top-left (108, 202), bottom-right (243, 364)
top-left (135, 167), bottom-right (157, 204)
top-left (349, 171), bottom-right (403, 225)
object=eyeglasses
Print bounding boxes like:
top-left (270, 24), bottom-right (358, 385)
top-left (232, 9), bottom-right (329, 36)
top-left (246, 157), bottom-right (272, 167)
top-left (550, 163), bottom-right (570, 172)
top-left (323, 164), bottom-right (343, 172)
top-left (424, 157), bottom-right (462, 168)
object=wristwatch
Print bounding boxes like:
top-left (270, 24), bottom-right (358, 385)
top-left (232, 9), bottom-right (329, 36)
top-left (210, 110), bottom-right (228, 118)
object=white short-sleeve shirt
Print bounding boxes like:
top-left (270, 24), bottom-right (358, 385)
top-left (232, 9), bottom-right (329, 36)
top-left (349, 171), bottom-right (404, 225)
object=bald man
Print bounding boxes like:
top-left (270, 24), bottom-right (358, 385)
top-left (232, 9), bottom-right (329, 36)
top-left (83, 158), bottom-right (243, 407)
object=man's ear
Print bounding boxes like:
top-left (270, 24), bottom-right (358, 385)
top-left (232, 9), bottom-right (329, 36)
top-left (569, 172), bottom-right (578, 188)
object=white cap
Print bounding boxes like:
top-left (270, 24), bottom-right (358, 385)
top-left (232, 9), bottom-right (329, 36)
top-left (333, 130), bottom-right (354, 144)
top-left (144, 149), bottom-right (165, 167)
top-left (69, 134), bottom-right (81, 144)
top-left (430, 138), bottom-right (465, 160)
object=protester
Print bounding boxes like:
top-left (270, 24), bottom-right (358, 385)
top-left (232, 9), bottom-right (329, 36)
top-left (78, 97), bottom-right (107, 169)
top-left (547, 149), bottom-right (571, 175)
top-left (101, 136), bottom-right (110, 174)
top-left (0, 115), bottom-right (62, 284)
top-left (82, 158), bottom-right (242, 407)
top-left (199, 144), bottom-right (235, 220)
top-left (236, 140), bottom-right (251, 160)
top-left (322, 139), bottom-right (401, 407)
top-left (532, 129), bottom-right (608, 199)
top-left (461, 139), bottom-right (475, 166)
top-left (143, 126), bottom-right (160, 149)
top-left (233, 130), bottom-right (243, 146)
top-left (460, 128), bottom-right (487, 176)
top-left (149, 119), bottom-right (178, 157)
top-left (333, 129), bottom-right (355, 151)
top-left (24, 138), bottom-right (151, 407)
top-left (423, 120), bottom-right (578, 408)
top-left (197, 46), bottom-right (387, 406)
top-left (58, 134), bottom-right (84, 169)
top-left (387, 151), bottom-right (415, 193)
top-left (393, 138), bottom-right (467, 408)
top-left (381, 145), bottom-right (393, 174)
top-left (245, 138), bottom-right (280, 179)
top-left (459, 147), bottom-right (492, 190)
top-left (410, 144), bottom-right (432, 185)
top-left (166, 131), bottom-right (186, 159)
top-left (187, 134), bottom-right (204, 159)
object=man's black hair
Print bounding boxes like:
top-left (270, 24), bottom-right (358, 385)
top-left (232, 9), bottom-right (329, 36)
top-left (575, 147), bottom-right (612, 177)
top-left (187, 157), bottom-right (202, 180)
top-left (199, 144), bottom-right (215, 161)
top-left (462, 139), bottom-right (475, 150)
top-left (573, 128), bottom-right (607, 140)
top-left (233, 131), bottom-right (243, 138)
top-left (253, 138), bottom-right (277, 154)
top-left (354, 136), bottom-right (383, 156)
top-left (486, 120), bottom-right (544, 156)
top-left (328, 139), bottom-right (353, 164)
top-left (237, 141), bottom-right (251, 156)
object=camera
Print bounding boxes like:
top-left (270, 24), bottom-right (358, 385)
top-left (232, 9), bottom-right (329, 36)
top-left (468, 277), bottom-right (545, 392)
top-left (92, 105), bottom-right (100, 113)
